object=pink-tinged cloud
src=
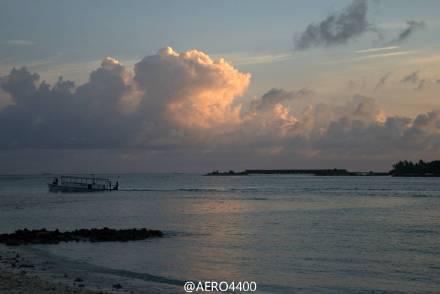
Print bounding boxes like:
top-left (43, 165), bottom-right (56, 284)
top-left (133, 47), bottom-right (250, 130)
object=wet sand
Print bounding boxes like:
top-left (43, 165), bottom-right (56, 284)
top-left (0, 246), bottom-right (181, 294)
top-left (0, 249), bottom-right (108, 294)
top-left (0, 270), bottom-right (103, 294)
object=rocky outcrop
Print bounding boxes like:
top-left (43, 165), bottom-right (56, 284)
top-left (0, 228), bottom-right (163, 246)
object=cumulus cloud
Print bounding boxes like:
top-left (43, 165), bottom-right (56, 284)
top-left (294, 0), bottom-right (370, 50)
top-left (1, 47), bottom-right (440, 171)
top-left (0, 58), bottom-right (139, 148)
top-left (133, 47), bottom-right (250, 130)
top-left (0, 47), bottom-right (251, 149)
top-left (233, 93), bottom-right (440, 162)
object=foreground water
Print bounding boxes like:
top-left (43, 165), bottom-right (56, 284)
top-left (0, 174), bottom-right (439, 293)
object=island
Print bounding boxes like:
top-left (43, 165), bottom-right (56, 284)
top-left (390, 160), bottom-right (440, 177)
top-left (206, 160), bottom-right (440, 177)
top-left (205, 169), bottom-right (389, 176)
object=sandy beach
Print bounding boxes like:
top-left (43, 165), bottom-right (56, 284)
top-left (0, 270), bottom-right (103, 294)
top-left (0, 249), bottom-right (108, 294)
top-left (0, 244), bottom-right (182, 294)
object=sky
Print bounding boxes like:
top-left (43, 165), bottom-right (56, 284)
top-left (1, 0), bottom-right (440, 173)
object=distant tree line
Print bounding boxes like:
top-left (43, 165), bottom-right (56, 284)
top-left (391, 160), bottom-right (440, 176)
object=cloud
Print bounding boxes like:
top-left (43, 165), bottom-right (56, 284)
top-left (293, 1), bottom-right (425, 51)
top-left (415, 79), bottom-right (426, 91)
top-left (0, 59), bottom-right (140, 148)
top-left (133, 47), bottom-right (250, 130)
top-left (0, 47), bottom-right (251, 149)
top-left (356, 46), bottom-right (399, 54)
top-left (249, 88), bottom-right (312, 112)
top-left (215, 52), bottom-right (293, 66)
top-left (398, 70), bottom-right (440, 91)
top-left (400, 70), bottom-right (420, 84)
top-left (2, 47), bottom-right (440, 172)
top-left (388, 20), bottom-right (425, 44)
top-left (294, 0), bottom-right (369, 50)
top-left (374, 72), bottom-right (391, 91)
top-left (234, 93), bottom-right (440, 162)
top-left (4, 40), bottom-right (34, 46)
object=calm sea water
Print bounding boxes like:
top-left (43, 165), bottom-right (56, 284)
top-left (0, 174), bottom-right (439, 293)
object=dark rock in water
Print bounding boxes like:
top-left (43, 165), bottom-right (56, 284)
top-left (18, 264), bottom-right (34, 268)
top-left (0, 227), bottom-right (163, 246)
top-left (74, 278), bottom-right (83, 283)
top-left (113, 283), bottom-right (122, 289)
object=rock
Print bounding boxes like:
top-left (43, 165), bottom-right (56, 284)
top-left (74, 277), bottom-right (83, 283)
top-left (0, 227), bottom-right (163, 246)
top-left (18, 264), bottom-right (34, 268)
top-left (113, 283), bottom-right (122, 289)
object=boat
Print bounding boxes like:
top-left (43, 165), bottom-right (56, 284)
top-left (48, 176), bottom-right (118, 193)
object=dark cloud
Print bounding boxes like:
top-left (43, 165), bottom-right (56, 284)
top-left (250, 88), bottom-right (312, 111)
top-left (294, 0), bottom-right (369, 50)
top-left (314, 112), bottom-right (440, 156)
top-left (374, 72), bottom-right (391, 91)
top-left (415, 79), bottom-right (426, 91)
top-left (0, 61), bottom-right (139, 149)
top-left (399, 71), bottom-right (439, 91)
top-left (293, 1), bottom-right (425, 50)
top-left (400, 71), bottom-right (420, 84)
top-left (389, 20), bottom-right (425, 44)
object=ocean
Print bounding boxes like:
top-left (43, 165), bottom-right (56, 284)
top-left (0, 174), bottom-right (439, 293)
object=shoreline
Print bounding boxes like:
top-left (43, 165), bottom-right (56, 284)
top-left (0, 249), bottom-right (105, 294)
top-left (0, 271), bottom-right (102, 294)
top-left (0, 245), bottom-right (182, 294)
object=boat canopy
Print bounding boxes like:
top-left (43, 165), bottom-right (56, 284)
top-left (60, 176), bottom-right (111, 186)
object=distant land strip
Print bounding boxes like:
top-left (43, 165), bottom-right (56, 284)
top-left (205, 169), bottom-right (388, 176)
top-left (205, 160), bottom-right (440, 177)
